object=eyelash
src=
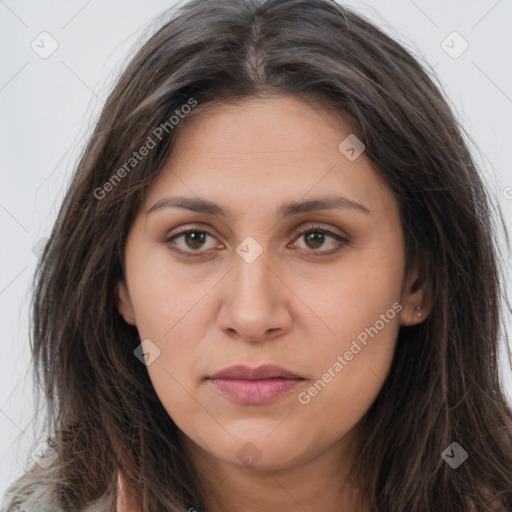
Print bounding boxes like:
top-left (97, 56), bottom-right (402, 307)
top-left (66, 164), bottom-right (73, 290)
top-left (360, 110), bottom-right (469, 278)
top-left (163, 224), bottom-right (351, 259)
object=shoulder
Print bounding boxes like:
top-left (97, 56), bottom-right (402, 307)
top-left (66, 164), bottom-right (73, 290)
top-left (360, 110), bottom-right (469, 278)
top-left (1, 475), bottom-right (63, 512)
top-left (1, 476), bottom-right (112, 512)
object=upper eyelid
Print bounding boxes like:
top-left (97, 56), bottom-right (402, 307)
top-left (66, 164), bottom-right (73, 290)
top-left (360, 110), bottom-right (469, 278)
top-left (166, 223), bottom-right (347, 241)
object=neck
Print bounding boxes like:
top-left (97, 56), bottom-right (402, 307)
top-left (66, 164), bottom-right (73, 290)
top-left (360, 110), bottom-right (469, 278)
top-left (180, 428), bottom-right (370, 512)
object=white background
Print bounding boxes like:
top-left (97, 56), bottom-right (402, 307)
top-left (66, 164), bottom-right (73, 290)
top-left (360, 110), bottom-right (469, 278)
top-left (1, 0), bottom-right (511, 497)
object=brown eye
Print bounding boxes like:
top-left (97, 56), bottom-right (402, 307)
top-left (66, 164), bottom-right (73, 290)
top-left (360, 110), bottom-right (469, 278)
top-left (181, 231), bottom-right (209, 250)
top-left (292, 226), bottom-right (350, 254)
top-left (165, 229), bottom-right (222, 257)
top-left (303, 231), bottom-right (326, 250)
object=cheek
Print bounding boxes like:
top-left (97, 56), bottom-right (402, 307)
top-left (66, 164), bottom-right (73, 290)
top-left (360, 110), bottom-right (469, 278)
top-left (125, 257), bottom-right (214, 412)
top-left (295, 308), bottom-right (400, 441)
top-left (297, 237), bottom-right (404, 351)
top-left (293, 239), bottom-right (403, 416)
top-left (127, 255), bottom-right (213, 341)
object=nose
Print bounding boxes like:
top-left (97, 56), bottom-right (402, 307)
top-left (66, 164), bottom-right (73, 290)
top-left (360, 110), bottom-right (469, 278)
top-left (216, 245), bottom-right (293, 343)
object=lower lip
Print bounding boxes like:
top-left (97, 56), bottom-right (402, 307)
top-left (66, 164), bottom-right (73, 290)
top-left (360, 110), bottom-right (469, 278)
top-left (208, 377), bottom-right (304, 405)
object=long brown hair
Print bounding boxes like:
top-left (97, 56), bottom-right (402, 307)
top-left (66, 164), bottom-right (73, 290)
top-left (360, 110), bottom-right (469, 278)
top-left (3, 0), bottom-right (512, 510)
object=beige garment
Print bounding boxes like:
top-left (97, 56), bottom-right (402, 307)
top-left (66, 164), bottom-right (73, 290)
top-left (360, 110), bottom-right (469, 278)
top-left (0, 478), bottom-right (112, 512)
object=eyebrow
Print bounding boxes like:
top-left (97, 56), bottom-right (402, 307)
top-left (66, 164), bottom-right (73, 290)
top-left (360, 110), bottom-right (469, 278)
top-left (146, 194), bottom-right (371, 218)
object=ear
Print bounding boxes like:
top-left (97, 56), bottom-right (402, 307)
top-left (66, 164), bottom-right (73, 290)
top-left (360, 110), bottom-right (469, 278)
top-left (399, 264), bottom-right (432, 326)
top-left (115, 281), bottom-right (137, 326)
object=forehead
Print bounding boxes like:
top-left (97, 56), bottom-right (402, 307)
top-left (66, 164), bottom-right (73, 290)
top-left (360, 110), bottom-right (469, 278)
top-left (171, 95), bottom-right (351, 157)
top-left (142, 95), bottom-right (395, 219)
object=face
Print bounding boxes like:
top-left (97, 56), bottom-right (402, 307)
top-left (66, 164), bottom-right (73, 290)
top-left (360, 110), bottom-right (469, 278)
top-left (116, 95), bottom-right (428, 475)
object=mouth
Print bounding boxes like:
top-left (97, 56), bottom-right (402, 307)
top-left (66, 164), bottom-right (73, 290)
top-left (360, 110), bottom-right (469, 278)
top-left (206, 364), bottom-right (306, 405)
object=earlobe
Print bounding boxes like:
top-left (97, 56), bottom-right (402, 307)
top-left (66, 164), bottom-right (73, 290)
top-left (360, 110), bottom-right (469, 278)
top-left (400, 302), bottom-right (429, 327)
top-left (115, 281), bottom-right (137, 326)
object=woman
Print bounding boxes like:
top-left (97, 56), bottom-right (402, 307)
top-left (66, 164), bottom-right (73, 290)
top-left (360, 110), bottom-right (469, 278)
top-left (2, 0), bottom-right (512, 510)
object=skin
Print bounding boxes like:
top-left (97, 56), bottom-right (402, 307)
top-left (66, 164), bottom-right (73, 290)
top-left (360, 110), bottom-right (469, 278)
top-left (115, 95), bottom-right (431, 512)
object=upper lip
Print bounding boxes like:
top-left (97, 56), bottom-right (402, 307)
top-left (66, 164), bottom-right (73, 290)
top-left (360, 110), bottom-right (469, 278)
top-left (208, 364), bottom-right (304, 380)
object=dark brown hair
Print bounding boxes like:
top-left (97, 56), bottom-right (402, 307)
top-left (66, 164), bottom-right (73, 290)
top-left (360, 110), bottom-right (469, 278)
top-left (3, 0), bottom-right (512, 510)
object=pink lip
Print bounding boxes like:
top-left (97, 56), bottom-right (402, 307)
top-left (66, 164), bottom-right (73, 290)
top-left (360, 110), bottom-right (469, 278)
top-left (207, 365), bottom-right (305, 405)
top-left (209, 378), bottom-right (303, 405)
